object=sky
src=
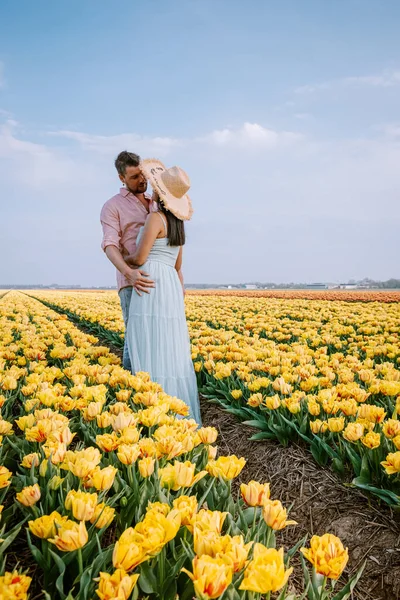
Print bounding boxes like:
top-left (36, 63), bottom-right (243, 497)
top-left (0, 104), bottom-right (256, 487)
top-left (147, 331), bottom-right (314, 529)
top-left (0, 0), bottom-right (399, 286)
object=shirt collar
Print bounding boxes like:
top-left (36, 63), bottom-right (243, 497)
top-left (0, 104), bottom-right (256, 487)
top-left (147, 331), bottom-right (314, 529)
top-left (120, 187), bottom-right (152, 202)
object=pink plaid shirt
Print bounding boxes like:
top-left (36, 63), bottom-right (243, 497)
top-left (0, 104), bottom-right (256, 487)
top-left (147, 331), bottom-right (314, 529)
top-left (100, 187), bottom-right (158, 291)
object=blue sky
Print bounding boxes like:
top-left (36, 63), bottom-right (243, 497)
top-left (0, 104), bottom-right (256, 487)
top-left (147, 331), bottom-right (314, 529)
top-left (1, 0), bottom-right (399, 285)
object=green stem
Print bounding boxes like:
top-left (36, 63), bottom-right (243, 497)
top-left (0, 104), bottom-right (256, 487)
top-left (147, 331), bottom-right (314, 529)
top-left (77, 547), bottom-right (83, 577)
top-left (320, 575), bottom-right (327, 600)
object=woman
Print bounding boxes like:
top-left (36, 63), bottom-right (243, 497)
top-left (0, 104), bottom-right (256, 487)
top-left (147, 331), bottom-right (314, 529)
top-left (124, 159), bottom-right (201, 424)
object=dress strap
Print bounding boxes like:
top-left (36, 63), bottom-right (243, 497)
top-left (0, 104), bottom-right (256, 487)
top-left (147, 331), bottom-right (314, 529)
top-left (157, 212), bottom-right (168, 236)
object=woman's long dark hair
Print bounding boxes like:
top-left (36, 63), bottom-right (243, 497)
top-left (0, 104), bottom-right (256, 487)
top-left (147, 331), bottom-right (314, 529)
top-left (158, 202), bottom-right (185, 247)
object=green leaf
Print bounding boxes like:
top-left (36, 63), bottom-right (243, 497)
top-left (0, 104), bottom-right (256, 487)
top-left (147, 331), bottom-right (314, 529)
top-left (351, 480), bottom-right (400, 506)
top-left (286, 533), bottom-right (308, 561)
top-left (345, 445), bottom-right (362, 476)
top-left (249, 431), bottom-right (277, 441)
top-left (332, 561), bottom-right (366, 600)
top-left (242, 419), bottom-right (271, 431)
top-left (299, 554), bottom-right (318, 600)
top-left (49, 549), bottom-right (67, 600)
top-left (138, 561), bottom-right (158, 594)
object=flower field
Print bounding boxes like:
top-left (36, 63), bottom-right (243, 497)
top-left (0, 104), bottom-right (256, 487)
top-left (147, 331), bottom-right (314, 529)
top-left (30, 290), bottom-right (400, 506)
top-left (0, 291), bottom-right (365, 600)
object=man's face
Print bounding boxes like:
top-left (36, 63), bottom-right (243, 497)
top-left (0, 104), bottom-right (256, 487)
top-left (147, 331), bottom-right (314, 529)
top-left (120, 166), bottom-right (148, 195)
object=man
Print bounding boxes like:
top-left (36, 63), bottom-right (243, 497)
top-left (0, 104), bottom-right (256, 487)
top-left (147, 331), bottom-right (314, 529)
top-left (100, 151), bottom-right (156, 370)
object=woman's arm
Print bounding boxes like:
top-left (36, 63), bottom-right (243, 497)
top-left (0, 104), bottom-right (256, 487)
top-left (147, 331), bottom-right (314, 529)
top-left (175, 247), bottom-right (185, 295)
top-left (125, 214), bottom-right (162, 267)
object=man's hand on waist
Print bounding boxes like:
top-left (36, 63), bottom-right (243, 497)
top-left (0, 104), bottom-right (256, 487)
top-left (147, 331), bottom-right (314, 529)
top-left (122, 266), bottom-right (155, 296)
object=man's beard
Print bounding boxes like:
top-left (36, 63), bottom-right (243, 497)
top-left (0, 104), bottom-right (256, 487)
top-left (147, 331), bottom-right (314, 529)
top-left (126, 182), bottom-right (147, 195)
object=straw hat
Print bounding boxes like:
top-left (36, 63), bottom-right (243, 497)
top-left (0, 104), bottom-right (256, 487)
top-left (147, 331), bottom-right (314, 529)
top-left (140, 158), bottom-right (193, 221)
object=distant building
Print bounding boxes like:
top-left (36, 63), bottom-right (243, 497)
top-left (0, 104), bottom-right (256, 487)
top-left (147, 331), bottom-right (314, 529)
top-left (338, 283), bottom-right (358, 289)
top-left (306, 283), bottom-right (328, 289)
top-left (245, 284), bottom-right (258, 290)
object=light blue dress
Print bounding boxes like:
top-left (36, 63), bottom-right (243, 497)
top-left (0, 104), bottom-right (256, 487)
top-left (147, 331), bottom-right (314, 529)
top-left (126, 216), bottom-right (202, 424)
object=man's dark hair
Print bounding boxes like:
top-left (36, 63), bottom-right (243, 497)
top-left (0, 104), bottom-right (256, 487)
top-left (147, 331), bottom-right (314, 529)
top-left (114, 151), bottom-right (141, 176)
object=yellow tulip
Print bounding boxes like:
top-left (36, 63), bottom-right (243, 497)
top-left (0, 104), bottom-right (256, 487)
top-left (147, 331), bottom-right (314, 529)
top-left (117, 443), bottom-right (140, 465)
top-left (339, 399), bottom-right (358, 417)
top-left (381, 451), bottom-right (400, 475)
top-left (138, 437), bottom-right (158, 457)
top-left (65, 490), bottom-right (98, 521)
top-left (392, 435), bottom-right (400, 450)
top-left (43, 442), bottom-right (67, 464)
top-left (247, 393), bottom-right (263, 407)
top-left (49, 475), bottom-right (65, 490)
top-left (361, 431), bottom-right (381, 449)
top-left (146, 502), bottom-right (171, 517)
top-left (231, 390), bottom-right (243, 400)
top-left (327, 417), bottom-right (345, 433)
top-left (115, 389), bottom-right (132, 402)
top-left (95, 569), bottom-right (139, 600)
top-left (197, 427), bottom-right (218, 445)
top-left (96, 432), bottom-right (120, 452)
top-left (112, 411), bottom-right (137, 432)
top-left (0, 466), bottom-right (12, 489)
top-left (264, 394), bottom-right (281, 410)
top-left (206, 455), bottom-right (246, 480)
top-left (49, 520), bottom-right (88, 552)
top-left (96, 412), bottom-right (114, 428)
top-left (239, 545), bottom-right (293, 593)
top-left (134, 509), bottom-right (181, 555)
top-left (307, 399), bottom-right (321, 416)
top-left (262, 499), bottom-right (297, 530)
top-left (21, 453), bottom-right (40, 469)
top-left (0, 571), bottom-right (32, 599)
top-left (90, 503), bottom-right (116, 529)
top-left (88, 466), bottom-right (118, 491)
top-left (16, 484), bottom-right (41, 507)
top-left (193, 529), bottom-right (224, 557)
top-left (112, 538), bottom-right (148, 572)
top-left (156, 436), bottom-right (184, 460)
top-left (310, 419), bottom-right (328, 435)
top-left (382, 419), bottom-right (400, 439)
top-left (172, 495), bottom-right (198, 526)
top-left (193, 509), bottom-right (228, 534)
top-left (220, 534), bottom-right (253, 572)
top-left (182, 555), bottom-right (233, 600)
top-left (0, 419), bottom-right (13, 435)
top-left (28, 511), bottom-right (67, 539)
top-left (138, 457), bottom-right (155, 478)
top-left (240, 480), bottom-right (270, 506)
top-left (208, 445), bottom-right (218, 460)
top-left (159, 461), bottom-right (207, 490)
top-left (301, 533), bottom-right (349, 579)
top-left (357, 404), bottom-right (386, 424)
top-left (68, 458), bottom-right (97, 479)
top-left (272, 377), bottom-right (292, 395)
top-left (343, 422), bottom-right (364, 442)
top-left (119, 426), bottom-right (141, 445)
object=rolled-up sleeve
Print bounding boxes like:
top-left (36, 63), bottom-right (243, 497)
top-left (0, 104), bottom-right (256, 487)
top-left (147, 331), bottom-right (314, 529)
top-left (100, 202), bottom-right (121, 252)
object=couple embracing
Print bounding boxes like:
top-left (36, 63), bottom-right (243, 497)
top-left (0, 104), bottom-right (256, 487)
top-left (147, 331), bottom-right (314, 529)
top-left (100, 151), bottom-right (201, 424)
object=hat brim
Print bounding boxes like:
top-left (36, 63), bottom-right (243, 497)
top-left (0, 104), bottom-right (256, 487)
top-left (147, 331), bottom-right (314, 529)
top-left (140, 158), bottom-right (193, 221)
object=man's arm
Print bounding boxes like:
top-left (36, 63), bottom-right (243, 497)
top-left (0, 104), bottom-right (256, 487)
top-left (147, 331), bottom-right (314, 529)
top-left (100, 203), bottom-right (154, 296)
top-left (104, 246), bottom-right (154, 295)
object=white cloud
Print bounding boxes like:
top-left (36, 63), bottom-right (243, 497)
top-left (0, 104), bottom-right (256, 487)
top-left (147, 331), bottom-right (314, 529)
top-left (48, 122), bottom-right (304, 156)
top-left (379, 123), bottom-right (400, 138)
top-left (1, 113), bottom-right (399, 285)
top-left (49, 130), bottom-right (181, 157)
top-left (199, 122), bottom-right (304, 147)
top-left (296, 68), bottom-right (400, 94)
top-left (0, 120), bottom-right (91, 187)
